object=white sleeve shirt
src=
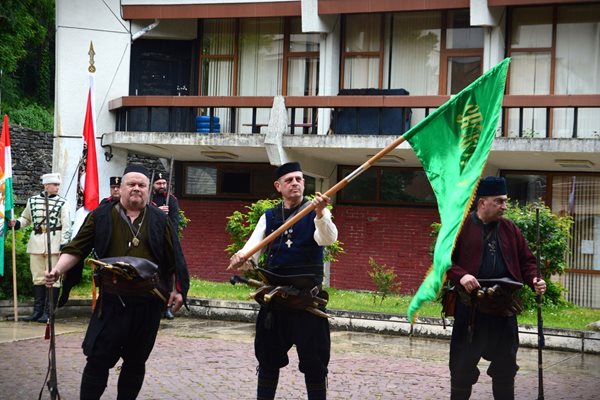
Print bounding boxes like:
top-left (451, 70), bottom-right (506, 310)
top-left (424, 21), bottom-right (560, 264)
top-left (240, 208), bottom-right (338, 265)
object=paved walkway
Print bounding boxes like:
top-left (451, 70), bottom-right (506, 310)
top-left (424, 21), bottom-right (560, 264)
top-left (0, 316), bottom-right (598, 399)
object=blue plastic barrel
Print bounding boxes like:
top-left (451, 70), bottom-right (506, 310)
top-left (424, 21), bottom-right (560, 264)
top-left (195, 116), bottom-right (221, 133)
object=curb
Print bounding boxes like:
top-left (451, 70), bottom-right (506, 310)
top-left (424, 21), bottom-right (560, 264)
top-left (3, 298), bottom-right (599, 354)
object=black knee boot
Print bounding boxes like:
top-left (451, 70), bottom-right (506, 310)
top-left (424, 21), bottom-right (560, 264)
top-left (305, 374), bottom-right (327, 400)
top-left (450, 384), bottom-right (472, 400)
top-left (117, 362), bottom-right (146, 400)
top-left (23, 285), bottom-right (45, 322)
top-left (257, 367), bottom-right (279, 400)
top-left (38, 287), bottom-right (60, 323)
top-left (80, 367), bottom-right (109, 400)
top-left (492, 379), bottom-right (514, 400)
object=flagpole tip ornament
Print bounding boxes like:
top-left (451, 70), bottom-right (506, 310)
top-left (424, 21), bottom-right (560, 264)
top-left (476, 176), bottom-right (507, 197)
top-left (88, 41), bottom-right (96, 73)
top-left (42, 173), bottom-right (61, 185)
top-left (274, 162), bottom-right (302, 180)
top-left (123, 164), bottom-right (149, 178)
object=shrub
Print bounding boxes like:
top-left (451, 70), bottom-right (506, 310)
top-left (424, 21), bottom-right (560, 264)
top-left (367, 257), bottom-right (401, 305)
top-left (6, 102), bottom-right (54, 132)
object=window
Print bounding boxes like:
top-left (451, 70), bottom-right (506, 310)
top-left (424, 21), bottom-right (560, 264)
top-left (200, 17), bottom-right (320, 134)
top-left (183, 162), bottom-right (316, 199)
top-left (341, 14), bottom-right (384, 89)
top-left (343, 10), bottom-right (482, 126)
top-left (507, 4), bottom-right (600, 138)
top-left (337, 166), bottom-right (435, 205)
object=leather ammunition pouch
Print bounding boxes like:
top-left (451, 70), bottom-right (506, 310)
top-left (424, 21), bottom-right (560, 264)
top-left (457, 278), bottom-right (524, 317)
top-left (252, 268), bottom-right (329, 317)
top-left (90, 257), bottom-right (169, 304)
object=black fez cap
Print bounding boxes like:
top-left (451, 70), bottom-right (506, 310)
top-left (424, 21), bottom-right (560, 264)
top-left (109, 176), bottom-right (121, 186)
top-left (123, 164), bottom-right (149, 177)
top-left (274, 162), bottom-right (302, 180)
top-left (476, 176), bottom-right (507, 197)
top-left (153, 171), bottom-right (168, 183)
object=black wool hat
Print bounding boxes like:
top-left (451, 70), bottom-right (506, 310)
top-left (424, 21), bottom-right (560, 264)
top-left (123, 164), bottom-right (149, 178)
top-left (476, 176), bottom-right (507, 197)
top-left (274, 162), bottom-right (302, 180)
top-left (109, 176), bottom-right (121, 186)
top-left (153, 172), bottom-right (168, 183)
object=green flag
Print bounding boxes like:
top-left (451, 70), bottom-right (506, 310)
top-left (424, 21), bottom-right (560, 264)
top-left (406, 58), bottom-right (510, 321)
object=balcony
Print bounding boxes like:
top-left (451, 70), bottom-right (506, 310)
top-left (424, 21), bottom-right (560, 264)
top-left (106, 94), bottom-right (600, 171)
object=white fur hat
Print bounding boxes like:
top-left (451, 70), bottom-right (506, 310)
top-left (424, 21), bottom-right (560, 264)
top-left (42, 173), bottom-right (61, 185)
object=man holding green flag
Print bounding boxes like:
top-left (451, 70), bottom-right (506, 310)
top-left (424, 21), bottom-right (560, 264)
top-left (447, 176), bottom-right (546, 399)
top-left (406, 58), bottom-right (511, 321)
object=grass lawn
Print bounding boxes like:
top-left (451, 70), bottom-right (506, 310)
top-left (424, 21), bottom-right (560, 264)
top-left (69, 278), bottom-right (600, 331)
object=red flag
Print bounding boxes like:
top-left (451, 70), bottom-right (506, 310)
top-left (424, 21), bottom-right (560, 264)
top-left (74, 75), bottom-right (99, 232)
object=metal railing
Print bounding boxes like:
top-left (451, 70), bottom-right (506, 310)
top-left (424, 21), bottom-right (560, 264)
top-left (108, 94), bottom-right (600, 138)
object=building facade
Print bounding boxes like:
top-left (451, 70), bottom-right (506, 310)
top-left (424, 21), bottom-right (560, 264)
top-left (55, 0), bottom-right (600, 307)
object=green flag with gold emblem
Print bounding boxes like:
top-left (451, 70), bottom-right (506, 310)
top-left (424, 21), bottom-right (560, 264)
top-left (406, 58), bottom-right (510, 322)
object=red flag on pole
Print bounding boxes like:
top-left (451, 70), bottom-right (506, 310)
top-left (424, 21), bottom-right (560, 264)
top-left (74, 74), bottom-right (99, 232)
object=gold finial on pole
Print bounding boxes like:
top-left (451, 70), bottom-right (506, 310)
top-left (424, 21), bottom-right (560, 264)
top-left (88, 41), bottom-right (96, 73)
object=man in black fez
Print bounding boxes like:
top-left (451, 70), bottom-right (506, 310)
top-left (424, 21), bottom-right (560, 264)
top-left (100, 176), bottom-right (122, 204)
top-left (446, 176), bottom-right (546, 400)
top-left (151, 170), bottom-right (181, 320)
top-left (45, 163), bottom-right (189, 399)
top-left (229, 161), bottom-right (338, 400)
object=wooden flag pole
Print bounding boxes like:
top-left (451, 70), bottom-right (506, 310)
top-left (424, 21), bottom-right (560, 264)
top-left (228, 135), bottom-right (407, 268)
top-left (11, 224), bottom-right (18, 321)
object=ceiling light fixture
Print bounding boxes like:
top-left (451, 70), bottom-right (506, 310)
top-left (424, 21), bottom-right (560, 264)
top-left (201, 151), bottom-right (239, 160)
top-left (555, 159), bottom-right (594, 168)
top-left (367, 154), bottom-right (404, 164)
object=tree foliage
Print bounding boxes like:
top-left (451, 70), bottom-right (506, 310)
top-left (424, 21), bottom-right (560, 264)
top-left (0, 0), bottom-right (55, 130)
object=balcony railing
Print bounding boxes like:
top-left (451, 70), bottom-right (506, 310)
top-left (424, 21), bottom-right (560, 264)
top-left (108, 94), bottom-right (600, 138)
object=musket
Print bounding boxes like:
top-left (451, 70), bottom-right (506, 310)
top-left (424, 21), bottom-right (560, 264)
top-left (535, 208), bottom-right (545, 400)
top-left (229, 275), bottom-right (330, 318)
top-left (148, 169), bottom-right (155, 205)
top-left (43, 191), bottom-right (60, 400)
top-left (166, 156), bottom-right (174, 208)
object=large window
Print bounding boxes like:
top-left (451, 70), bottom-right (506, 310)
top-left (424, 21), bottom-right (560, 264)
top-left (504, 171), bottom-right (600, 307)
top-left (337, 166), bottom-right (435, 206)
top-left (507, 4), bottom-right (600, 138)
top-left (200, 17), bottom-right (320, 134)
top-left (343, 10), bottom-right (483, 126)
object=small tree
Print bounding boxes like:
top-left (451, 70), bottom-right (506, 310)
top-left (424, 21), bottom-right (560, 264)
top-left (504, 201), bottom-right (572, 308)
top-left (367, 257), bottom-right (401, 305)
top-left (226, 197), bottom-right (344, 272)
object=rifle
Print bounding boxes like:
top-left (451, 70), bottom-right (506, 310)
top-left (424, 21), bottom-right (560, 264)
top-left (149, 169), bottom-right (155, 205)
top-left (166, 156), bottom-right (174, 208)
top-left (42, 191), bottom-right (60, 400)
top-left (229, 275), bottom-right (330, 319)
top-left (535, 208), bottom-right (545, 400)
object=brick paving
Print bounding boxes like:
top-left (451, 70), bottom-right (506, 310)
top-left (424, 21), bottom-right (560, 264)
top-left (0, 317), bottom-right (598, 399)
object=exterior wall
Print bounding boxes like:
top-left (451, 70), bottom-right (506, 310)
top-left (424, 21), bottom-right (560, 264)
top-left (55, 0), bottom-right (131, 218)
top-left (331, 205), bottom-right (439, 292)
top-left (179, 198), bottom-right (439, 293)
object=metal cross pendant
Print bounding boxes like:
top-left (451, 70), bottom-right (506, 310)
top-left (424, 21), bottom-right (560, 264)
top-left (285, 238), bottom-right (293, 248)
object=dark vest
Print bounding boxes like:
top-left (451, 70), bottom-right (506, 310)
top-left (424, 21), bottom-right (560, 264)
top-left (92, 200), bottom-right (168, 267)
top-left (264, 201), bottom-right (324, 278)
